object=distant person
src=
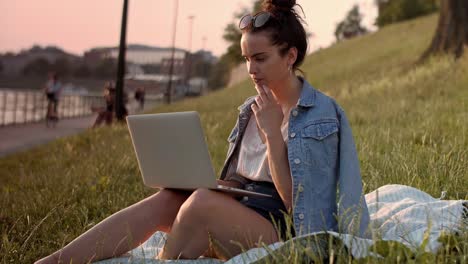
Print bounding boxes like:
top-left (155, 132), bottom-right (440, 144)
top-left (92, 82), bottom-right (128, 128)
top-left (92, 82), bottom-right (115, 128)
top-left (43, 72), bottom-right (62, 125)
top-left (36, 1), bottom-right (369, 263)
top-left (134, 87), bottom-right (145, 110)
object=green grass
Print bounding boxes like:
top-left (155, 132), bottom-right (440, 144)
top-left (1, 14), bottom-right (467, 263)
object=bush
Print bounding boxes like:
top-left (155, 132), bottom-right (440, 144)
top-left (73, 63), bottom-right (92, 78)
top-left (94, 58), bottom-right (118, 79)
top-left (208, 55), bottom-right (231, 90)
top-left (377, 0), bottom-right (439, 27)
top-left (22, 57), bottom-right (50, 76)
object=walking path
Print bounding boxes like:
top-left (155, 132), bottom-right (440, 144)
top-left (0, 98), bottom-right (164, 158)
top-left (0, 115), bottom-right (97, 158)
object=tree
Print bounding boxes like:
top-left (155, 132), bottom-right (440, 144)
top-left (217, 0), bottom-right (313, 89)
top-left (222, 0), bottom-right (263, 66)
top-left (22, 57), bottom-right (50, 76)
top-left (208, 55), bottom-right (231, 90)
top-left (421, 0), bottom-right (468, 60)
top-left (376, 0), bottom-right (439, 27)
top-left (205, 0), bottom-right (263, 90)
top-left (73, 63), bottom-right (92, 78)
top-left (190, 57), bottom-right (212, 78)
top-left (51, 57), bottom-right (71, 77)
top-left (335, 5), bottom-right (368, 42)
top-left (94, 58), bottom-right (118, 79)
top-left (222, 23), bottom-right (244, 66)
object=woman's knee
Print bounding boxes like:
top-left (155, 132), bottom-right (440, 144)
top-left (135, 189), bottom-right (189, 223)
top-left (177, 189), bottom-right (221, 224)
top-left (142, 189), bottom-right (189, 209)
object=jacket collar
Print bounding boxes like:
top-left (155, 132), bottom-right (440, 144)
top-left (237, 96), bottom-right (256, 114)
top-left (296, 77), bottom-right (316, 108)
top-left (237, 77), bottom-right (317, 113)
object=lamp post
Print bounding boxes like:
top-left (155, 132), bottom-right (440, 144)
top-left (186, 15), bottom-right (195, 85)
top-left (166, 0), bottom-right (179, 104)
top-left (115, 0), bottom-right (128, 120)
top-left (202, 36), bottom-right (207, 51)
top-left (187, 15), bottom-right (195, 53)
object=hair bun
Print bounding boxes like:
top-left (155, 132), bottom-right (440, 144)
top-left (264, 0), bottom-right (296, 11)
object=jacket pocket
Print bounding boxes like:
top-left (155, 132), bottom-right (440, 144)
top-left (301, 119), bottom-right (339, 168)
top-left (302, 119), bottom-right (339, 140)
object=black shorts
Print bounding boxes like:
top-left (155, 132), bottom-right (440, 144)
top-left (237, 181), bottom-right (295, 240)
top-left (46, 92), bottom-right (57, 102)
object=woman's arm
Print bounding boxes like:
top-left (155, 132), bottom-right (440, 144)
top-left (251, 84), bottom-right (293, 210)
top-left (216, 179), bottom-right (243, 189)
top-left (265, 132), bottom-right (292, 210)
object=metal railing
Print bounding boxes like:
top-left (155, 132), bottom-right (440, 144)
top-left (0, 89), bottom-right (164, 126)
top-left (0, 89), bottom-right (103, 126)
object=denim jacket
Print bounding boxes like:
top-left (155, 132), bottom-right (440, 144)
top-left (220, 78), bottom-right (370, 237)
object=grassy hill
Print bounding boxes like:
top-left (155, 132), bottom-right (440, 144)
top-left (1, 14), bottom-right (467, 263)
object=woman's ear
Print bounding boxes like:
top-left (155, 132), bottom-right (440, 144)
top-left (288, 47), bottom-right (298, 66)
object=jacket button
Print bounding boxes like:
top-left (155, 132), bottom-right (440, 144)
top-left (298, 213), bottom-right (304, 220)
top-left (242, 196), bottom-right (249, 202)
top-left (294, 158), bottom-right (301, 164)
top-left (292, 110), bottom-right (298, 117)
top-left (290, 132), bottom-right (296, 138)
top-left (298, 184), bottom-right (304, 192)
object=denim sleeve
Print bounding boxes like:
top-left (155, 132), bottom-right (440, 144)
top-left (220, 124), bottom-right (249, 186)
top-left (336, 107), bottom-right (371, 237)
top-left (222, 145), bottom-right (248, 186)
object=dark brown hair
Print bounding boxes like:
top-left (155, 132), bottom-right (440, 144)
top-left (243, 0), bottom-right (308, 70)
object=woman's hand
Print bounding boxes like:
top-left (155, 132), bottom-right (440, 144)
top-left (216, 179), bottom-right (243, 189)
top-left (251, 85), bottom-right (283, 141)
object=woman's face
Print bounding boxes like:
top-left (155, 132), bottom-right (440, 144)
top-left (240, 31), bottom-right (291, 89)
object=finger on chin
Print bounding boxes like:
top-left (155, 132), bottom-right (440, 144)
top-left (255, 96), bottom-right (263, 106)
top-left (256, 84), bottom-right (268, 101)
top-left (251, 103), bottom-right (258, 114)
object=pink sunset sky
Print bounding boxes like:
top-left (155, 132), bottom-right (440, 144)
top-left (0, 0), bottom-right (377, 57)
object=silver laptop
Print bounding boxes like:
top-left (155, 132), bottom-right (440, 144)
top-left (126, 111), bottom-right (271, 198)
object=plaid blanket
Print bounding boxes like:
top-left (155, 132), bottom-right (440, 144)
top-left (95, 184), bottom-right (466, 263)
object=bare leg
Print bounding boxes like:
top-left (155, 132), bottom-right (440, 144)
top-left (92, 112), bottom-right (105, 128)
top-left (35, 189), bottom-right (190, 264)
top-left (160, 189), bottom-right (279, 260)
top-left (105, 111), bottom-right (113, 125)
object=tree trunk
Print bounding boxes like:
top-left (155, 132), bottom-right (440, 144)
top-left (421, 0), bottom-right (468, 60)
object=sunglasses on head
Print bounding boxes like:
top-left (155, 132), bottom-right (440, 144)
top-left (238, 11), bottom-right (272, 30)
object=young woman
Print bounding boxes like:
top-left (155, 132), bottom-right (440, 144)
top-left (36, 0), bottom-right (369, 263)
top-left (92, 82), bottom-right (116, 128)
top-left (44, 72), bottom-right (62, 125)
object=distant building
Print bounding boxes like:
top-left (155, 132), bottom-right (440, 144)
top-left (160, 57), bottom-right (189, 76)
top-left (82, 49), bottom-right (113, 66)
top-left (84, 44), bottom-right (192, 84)
top-left (192, 50), bottom-right (217, 64)
top-left (84, 45), bottom-right (187, 66)
top-left (83, 45), bottom-right (215, 97)
top-left (125, 73), bottom-right (187, 98)
top-left (126, 64), bottom-right (144, 77)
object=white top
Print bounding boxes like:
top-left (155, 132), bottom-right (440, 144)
top-left (236, 116), bottom-right (289, 182)
top-left (46, 80), bottom-right (61, 94)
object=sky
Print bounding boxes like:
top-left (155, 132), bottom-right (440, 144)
top-left (0, 0), bottom-right (377, 57)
